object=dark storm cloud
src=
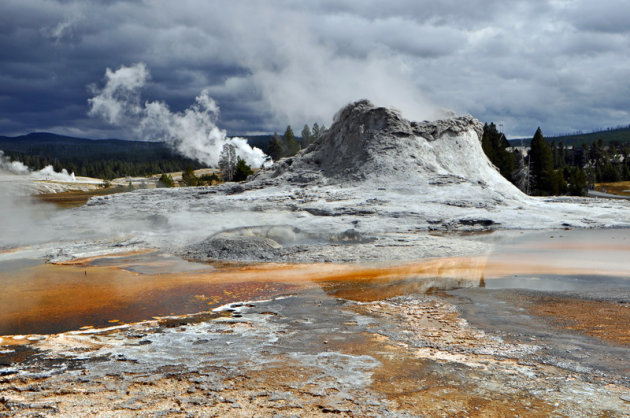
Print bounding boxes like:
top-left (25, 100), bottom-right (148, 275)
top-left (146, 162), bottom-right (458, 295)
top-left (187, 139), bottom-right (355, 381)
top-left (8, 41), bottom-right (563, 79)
top-left (1, 0), bottom-right (629, 139)
top-left (566, 0), bottom-right (630, 34)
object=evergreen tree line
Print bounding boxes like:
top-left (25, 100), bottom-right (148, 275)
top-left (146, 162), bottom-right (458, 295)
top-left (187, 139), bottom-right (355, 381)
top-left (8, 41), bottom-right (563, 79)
top-left (482, 123), bottom-right (630, 196)
top-left (3, 151), bottom-right (204, 180)
top-left (161, 122), bottom-right (327, 187)
top-left (159, 143), bottom-right (257, 188)
top-left (0, 122), bottom-right (329, 181)
top-left (266, 123), bottom-right (327, 161)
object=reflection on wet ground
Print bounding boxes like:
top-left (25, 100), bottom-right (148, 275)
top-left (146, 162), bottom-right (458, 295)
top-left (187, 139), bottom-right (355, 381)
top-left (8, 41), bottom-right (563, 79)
top-left (449, 288), bottom-right (630, 384)
top-left (1, 229), bottom-right (630, 416)
top-left (0, 252), bottom-right (490, 336)
top-left (1, 228), bottom-right (630, 338)
top-left (88, 252), bottom-right (217, 275)
top-left (0, 254), bottom-right (301, 336)
top-left (485, 273), bottom-right (630, 291)
top-left (478, 228), bottom-right (630, 279)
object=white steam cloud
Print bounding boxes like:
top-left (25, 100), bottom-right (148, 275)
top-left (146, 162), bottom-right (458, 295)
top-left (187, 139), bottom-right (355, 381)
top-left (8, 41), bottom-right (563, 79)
top-left (88, 63), bottom-right (268, 169)
top-left (0, 151), bottom-right (77, 249)
top-left (0, 150), bottom-right (76, 182)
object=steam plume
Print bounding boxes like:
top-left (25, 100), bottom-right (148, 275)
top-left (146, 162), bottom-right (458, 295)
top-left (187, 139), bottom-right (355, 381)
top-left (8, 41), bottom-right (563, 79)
top-left (0, 150), bottom-right (76, 182)
top-left (88, 63), bottom-right (268, 168)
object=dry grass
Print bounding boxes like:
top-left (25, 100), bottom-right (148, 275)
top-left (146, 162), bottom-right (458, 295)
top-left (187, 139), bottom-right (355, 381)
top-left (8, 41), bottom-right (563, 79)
top-left (36, 186), bottom-right (128, 208)
top-left (595, 181), bottom-right (630, 197)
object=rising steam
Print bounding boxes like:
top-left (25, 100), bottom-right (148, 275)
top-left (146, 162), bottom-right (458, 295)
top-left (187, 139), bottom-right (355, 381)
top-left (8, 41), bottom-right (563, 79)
top-left (0, 150), bottom-right (76, 182)
top-left (88, 63), bottom-right (268, 168)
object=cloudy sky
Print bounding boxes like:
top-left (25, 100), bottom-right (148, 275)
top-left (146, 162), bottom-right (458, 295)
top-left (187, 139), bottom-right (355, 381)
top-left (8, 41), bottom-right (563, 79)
top-left (1, 0), bottom-right (630, 139)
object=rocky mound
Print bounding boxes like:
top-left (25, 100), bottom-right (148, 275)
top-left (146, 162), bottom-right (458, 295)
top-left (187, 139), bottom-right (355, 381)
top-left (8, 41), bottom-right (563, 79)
top-left (33, 100), bottom-right (630, 266)
top-left (181, 225), bottom-right (376, 263)
top-left (256, 100), bottom-right (523, 200)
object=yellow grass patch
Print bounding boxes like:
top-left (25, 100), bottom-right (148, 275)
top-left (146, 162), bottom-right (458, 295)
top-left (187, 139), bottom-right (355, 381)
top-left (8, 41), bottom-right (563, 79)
top-left (595, 181), bottom-right (630, 197)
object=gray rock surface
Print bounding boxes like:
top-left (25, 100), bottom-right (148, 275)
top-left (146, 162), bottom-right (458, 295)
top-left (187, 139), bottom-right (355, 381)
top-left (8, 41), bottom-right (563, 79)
top-left (254, 100), bottom-right (505, 190)
top-left (6, 100), bottom-right (630, 263)
top-left (176, 100), bottom-right (630, 263)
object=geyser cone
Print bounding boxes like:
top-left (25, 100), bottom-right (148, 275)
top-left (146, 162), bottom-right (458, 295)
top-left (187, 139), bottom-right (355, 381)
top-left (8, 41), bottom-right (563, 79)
top-left (265, 99), bottom-right (524, 201)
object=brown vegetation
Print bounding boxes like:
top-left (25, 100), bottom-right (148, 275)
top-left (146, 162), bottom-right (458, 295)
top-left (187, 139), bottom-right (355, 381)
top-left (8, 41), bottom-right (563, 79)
top-left (595, 180), bottom-right (630, 197)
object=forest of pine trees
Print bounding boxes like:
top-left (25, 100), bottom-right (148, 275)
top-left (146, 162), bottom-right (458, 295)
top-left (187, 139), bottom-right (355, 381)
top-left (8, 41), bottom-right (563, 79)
top-left (4, 151), bottom-right (205, 180)
top-left (0, 124), bottom-right (329, 180)
top-left (8, 122), bottom-right (626, 196)
top-left (266, 123), bottom-right (326, 161)
top-left (481, 123), bottom-right (630, 196)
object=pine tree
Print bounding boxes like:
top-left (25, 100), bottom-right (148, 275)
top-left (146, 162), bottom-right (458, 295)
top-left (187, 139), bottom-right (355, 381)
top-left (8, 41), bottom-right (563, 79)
top-left (232, 157), bottom-right (254, 182)
top-left (601, 162), bottom-right (620, 182)
top-left (481, 122), bottom-right (516, 183)
top-left (481, 123), bottom-right (497, 163)
top-left (267, 133), bottom-right (283, 161)
top-left (552, 141), bottom-right (566, 169)
top-left (182, 166), bottom-right (199, 186)
top-left (301, 124), bottom-right (313, 148)
top-left (566, 166), bottom-right (587, 196)
top-left (529, 127), bottom-right (556, 195)
top-left (312, 123), bottom-right (321, 140)
top-left (158, 173), bottom-right (175, 187)
top-left (282, 125), bottom-right (300, 157)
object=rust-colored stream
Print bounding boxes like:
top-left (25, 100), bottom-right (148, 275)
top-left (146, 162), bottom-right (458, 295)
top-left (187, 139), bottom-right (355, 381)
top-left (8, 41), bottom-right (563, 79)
top-left (2, 228), bottom-right (629, 339)
top-left (0, 253), bottom-right (490, 336)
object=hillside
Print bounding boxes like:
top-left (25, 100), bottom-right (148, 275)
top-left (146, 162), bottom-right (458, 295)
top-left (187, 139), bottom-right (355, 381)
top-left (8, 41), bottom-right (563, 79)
top-left (510, 125), bottom-right (630, 147)
top-left (0, 132), bottom-right (205, 179)
top-left (0, 132), bottom-right (282, 180)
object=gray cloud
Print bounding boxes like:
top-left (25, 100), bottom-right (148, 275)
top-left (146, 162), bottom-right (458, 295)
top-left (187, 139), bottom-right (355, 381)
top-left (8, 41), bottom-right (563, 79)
top-left (0, 0), bottom-right (629, 140)
top-left (567, 0), bottom-right (630, 34)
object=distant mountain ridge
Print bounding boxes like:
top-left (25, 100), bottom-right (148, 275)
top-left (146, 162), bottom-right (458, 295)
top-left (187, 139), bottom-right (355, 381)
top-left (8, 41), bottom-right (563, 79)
top-left (4, 131), bottom-right (134, 143)
top-left (0, 131), bottom-right (275, 180)
top-left (509, 125), bottom-right (630, 147)
top-left (0, 132), bottom-right (274, 151)
top-left (0, 132), bottom-right (201, 179)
